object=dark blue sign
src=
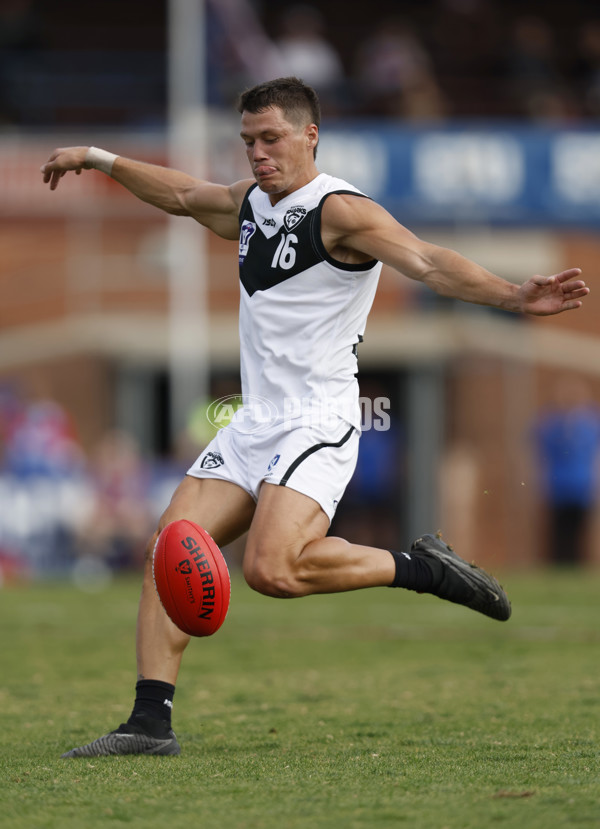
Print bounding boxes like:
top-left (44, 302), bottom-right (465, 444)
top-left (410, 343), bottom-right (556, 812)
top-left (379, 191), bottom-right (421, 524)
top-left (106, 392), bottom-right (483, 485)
top-left (319, 124), bottom-right (600, 226)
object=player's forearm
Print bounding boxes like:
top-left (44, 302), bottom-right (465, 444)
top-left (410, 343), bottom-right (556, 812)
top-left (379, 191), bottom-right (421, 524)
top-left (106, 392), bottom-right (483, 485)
top-left (90, 150), bottom-right (197, 216)
top-left (418, 246), bottom-right (521, 312)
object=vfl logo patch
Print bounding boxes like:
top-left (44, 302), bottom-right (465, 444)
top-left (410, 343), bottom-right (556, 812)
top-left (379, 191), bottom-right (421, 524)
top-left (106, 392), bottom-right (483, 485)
top-left (201, 451), bottom-right (225, 469)
top-left (176, 559), bottom-right (192, 575)
top-left (283, 206), bottom-right (306, 231)
top-left (239, 220), bottom-right (256, 264)
top-left (267, 454), bottom-right (280, 472)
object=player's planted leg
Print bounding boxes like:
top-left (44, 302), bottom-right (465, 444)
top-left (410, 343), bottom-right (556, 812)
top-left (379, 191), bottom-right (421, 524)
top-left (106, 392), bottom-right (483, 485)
top-left (60, 478), bottom-right (256, 759)
top-left (61, 549), bottom-right (187, 758)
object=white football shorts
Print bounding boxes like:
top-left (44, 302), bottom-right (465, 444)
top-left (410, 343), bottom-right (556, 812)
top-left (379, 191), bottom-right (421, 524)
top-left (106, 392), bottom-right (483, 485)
top-left (187, 416), bottom-right (359, 522)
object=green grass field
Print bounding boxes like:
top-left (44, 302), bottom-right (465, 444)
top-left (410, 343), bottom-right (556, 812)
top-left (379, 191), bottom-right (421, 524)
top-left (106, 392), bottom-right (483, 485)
top-left (1, 569), bottom-right (599, 829)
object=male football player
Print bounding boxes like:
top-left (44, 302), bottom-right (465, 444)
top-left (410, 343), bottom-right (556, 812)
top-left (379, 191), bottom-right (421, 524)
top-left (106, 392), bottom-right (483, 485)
top-left (42, 77), bottom-right (589, 757)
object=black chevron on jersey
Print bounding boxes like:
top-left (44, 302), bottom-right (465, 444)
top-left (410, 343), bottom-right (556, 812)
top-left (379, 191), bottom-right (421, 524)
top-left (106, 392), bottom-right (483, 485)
top-left (239, 201), bottom-right (320, 297)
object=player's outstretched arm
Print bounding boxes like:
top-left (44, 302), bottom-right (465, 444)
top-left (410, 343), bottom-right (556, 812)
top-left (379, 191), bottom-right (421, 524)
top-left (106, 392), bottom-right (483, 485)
top-left (323, 195), bottom-right (589, 316)
top-left (407, 245), bottom-right (589, 316)
top-left (41, 146), bottom-right (251, 239)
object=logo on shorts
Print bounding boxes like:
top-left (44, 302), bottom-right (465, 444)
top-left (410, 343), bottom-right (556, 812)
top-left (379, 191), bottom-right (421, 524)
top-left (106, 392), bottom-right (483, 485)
top-left (176, 559), bottom-right (192, 575)
top-left (283, 206), bottom-right (306, 231)
top-left (267, 454), bottom-right (280, 472)
top-left (201, 451), bottom-right (225, 469)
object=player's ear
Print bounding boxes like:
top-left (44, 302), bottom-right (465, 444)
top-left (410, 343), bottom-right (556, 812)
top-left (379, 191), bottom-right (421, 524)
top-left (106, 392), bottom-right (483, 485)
top-left (306, 124), bottom-right (319, 152)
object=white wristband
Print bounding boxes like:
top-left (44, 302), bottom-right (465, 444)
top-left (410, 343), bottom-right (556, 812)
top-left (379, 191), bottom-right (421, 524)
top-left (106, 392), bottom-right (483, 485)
top-left (85, 146), bottom-right (118, 175)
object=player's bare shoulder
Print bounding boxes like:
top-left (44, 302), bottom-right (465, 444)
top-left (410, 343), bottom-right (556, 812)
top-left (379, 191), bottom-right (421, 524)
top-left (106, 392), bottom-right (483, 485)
top-left (229, 178), bottom-right (257, 210)
top-left (186, 177), bottom-right (254, 240)
top-left (321, 190), bottom-right (421, 266)
top-left (320, 191), bottom-right (384, 265)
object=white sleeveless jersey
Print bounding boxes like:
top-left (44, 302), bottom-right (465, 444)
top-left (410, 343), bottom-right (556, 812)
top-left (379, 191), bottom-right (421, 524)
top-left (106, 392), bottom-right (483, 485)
top-left (236, 173), bottom-right (382, 431)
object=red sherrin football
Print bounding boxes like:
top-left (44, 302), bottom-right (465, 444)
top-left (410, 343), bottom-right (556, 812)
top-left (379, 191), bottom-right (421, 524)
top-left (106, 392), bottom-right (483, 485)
top-left (152, 519), bottom-right (231, 637)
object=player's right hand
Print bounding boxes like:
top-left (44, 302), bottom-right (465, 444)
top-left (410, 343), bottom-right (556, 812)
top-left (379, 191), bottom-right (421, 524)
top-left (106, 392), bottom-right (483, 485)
top-left (41, 146), bottom-right (90, 190)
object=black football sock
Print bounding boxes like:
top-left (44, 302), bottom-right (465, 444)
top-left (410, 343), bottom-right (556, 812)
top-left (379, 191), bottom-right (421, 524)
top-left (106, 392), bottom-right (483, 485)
top-left (388, 550), bottom-right (441, 593)
top-left (127, 680), bottom-right (175, 736)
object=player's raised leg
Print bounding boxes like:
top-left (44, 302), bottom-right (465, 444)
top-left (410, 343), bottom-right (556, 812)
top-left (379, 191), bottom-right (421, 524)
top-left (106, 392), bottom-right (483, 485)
top-left (243, 483), bottom-right (511, 620)
top-left (61, 477), bottom-right (256, 758)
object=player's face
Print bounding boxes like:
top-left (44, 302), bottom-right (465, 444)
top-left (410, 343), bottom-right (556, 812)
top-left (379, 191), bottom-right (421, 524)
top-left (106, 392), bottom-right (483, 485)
top-left (240, 107), bottom-right (318, 203)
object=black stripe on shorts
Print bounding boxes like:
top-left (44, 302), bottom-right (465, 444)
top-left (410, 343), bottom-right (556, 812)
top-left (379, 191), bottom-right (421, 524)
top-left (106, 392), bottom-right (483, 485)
top-left (278, 426), bottom-right (356, 487)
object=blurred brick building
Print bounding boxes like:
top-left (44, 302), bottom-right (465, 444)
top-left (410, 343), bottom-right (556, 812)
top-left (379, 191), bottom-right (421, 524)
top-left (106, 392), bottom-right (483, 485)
top-left (2, 0), bottom-right (600, 570)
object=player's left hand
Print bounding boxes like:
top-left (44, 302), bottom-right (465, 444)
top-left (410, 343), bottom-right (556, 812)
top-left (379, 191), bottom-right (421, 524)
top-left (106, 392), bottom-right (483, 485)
top-left (518, 269), bottom-right (589, 316)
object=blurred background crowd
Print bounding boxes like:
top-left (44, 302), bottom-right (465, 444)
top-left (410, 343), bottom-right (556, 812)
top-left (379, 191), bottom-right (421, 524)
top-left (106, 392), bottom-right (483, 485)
top-left (2, 0), bottom-right (600, 584)
top-left (0, 381), bottom-right (181, 581)
top-left (1, 0), bottom-right (599, 128)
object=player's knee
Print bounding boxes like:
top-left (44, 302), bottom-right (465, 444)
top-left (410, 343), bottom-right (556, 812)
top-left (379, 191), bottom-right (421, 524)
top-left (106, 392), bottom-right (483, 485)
top-left (243, 557), bottom-right (302, 598)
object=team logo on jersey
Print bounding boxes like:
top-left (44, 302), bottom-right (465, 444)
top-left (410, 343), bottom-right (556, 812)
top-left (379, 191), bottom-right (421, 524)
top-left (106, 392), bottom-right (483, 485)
top-left (283, 206), bottom-right (307, 231)
top-left (200, 451), bottom-right (225, 469)
top-left (239, 220), bottom-right (257, 264)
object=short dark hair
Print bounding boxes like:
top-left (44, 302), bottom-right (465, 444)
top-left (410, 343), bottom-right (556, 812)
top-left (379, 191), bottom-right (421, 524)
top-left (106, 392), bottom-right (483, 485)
top-left (238, 77), bottom-right (321, 157)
